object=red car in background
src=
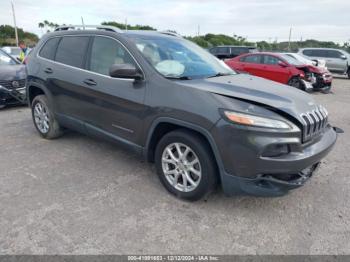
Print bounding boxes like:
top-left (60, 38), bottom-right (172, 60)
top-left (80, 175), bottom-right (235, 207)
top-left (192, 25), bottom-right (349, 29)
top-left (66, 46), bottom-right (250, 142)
top-left (225, 52), bottom-right (332, 93)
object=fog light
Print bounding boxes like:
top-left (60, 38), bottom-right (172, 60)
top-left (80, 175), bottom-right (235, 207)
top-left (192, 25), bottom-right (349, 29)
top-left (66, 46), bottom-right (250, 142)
top-left (262, 144), bottom-right (290, 157)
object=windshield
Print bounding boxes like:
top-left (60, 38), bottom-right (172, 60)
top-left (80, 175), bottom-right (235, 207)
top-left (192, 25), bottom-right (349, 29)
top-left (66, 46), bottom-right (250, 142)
top-left (10, 47), bottom-right (21, 56)
top-left (128, 34), bottom-right (235, 79)
top-left (280, 54), bottom-right (305, 66)
top-left (0, 50), bottom-right (16, 65)
top-left (285, 53), bottom-right (312, 65)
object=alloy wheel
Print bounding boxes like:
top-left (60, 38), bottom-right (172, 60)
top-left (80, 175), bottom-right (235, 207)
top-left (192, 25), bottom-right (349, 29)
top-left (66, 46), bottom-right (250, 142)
top-left (33, 102), bottom-right (50, 134)
top-left (161, 142), bottom-right (202, 192)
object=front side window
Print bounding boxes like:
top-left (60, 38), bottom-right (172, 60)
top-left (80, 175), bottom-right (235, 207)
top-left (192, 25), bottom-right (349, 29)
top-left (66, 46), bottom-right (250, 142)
top-left (39, 37), bottom-right (61, 60)
top-left (327, 50), bottom-right (342, 59)
top-left (55, 36), bottom-right (90, 68)
top-left (263, 55), bottom-right (280, 65)
top-left (129, 35), bottom-right (234, 79)
top-left (0, 50), bottom-right (16, 65)
top-left (89, 36), bottom-right (136, 76)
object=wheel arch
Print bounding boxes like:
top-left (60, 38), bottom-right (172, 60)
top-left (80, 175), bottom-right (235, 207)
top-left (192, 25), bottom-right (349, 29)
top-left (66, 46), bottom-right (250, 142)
top-left (144, 117), bottom-right (224, 178)
top-left (27, 83), bottom-right (47, 106)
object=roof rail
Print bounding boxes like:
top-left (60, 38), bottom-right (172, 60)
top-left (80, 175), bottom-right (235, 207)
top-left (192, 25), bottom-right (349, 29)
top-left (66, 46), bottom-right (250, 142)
top-left (159, 30), bottom-right (182, 38)
top-left (54, 25), bottom-right (124, 33)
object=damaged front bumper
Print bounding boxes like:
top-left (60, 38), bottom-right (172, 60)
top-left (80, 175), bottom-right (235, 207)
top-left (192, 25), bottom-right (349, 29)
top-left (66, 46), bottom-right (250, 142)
top-left (221, 163), bottom-right (320, 197)
top-left (0, 85), bottom-right (27, 106)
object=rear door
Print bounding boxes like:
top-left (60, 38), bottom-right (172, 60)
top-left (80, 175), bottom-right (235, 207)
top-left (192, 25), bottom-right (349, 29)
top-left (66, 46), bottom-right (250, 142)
top-left (260, 55), bottom-right (291, 84)
top-left (47, 35), bottom-right (91, 128)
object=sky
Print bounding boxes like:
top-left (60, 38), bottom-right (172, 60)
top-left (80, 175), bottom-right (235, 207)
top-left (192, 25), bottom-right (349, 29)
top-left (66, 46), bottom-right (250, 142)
top-left (1, 0), bottom-right (349, 43)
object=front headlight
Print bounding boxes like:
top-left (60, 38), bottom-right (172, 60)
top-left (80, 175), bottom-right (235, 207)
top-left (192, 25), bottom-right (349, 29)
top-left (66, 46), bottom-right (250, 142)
top-left (223, 111), bottom-right (291, 129)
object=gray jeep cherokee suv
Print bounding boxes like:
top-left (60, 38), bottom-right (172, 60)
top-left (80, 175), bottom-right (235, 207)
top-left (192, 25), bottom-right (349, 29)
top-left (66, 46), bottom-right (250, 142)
top-left (26, 25), bottom-right (337, 200)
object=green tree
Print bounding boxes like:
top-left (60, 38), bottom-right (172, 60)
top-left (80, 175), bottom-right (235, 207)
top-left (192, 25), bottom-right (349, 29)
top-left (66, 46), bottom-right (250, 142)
top-left (102, 21), bottom-right (156, 31)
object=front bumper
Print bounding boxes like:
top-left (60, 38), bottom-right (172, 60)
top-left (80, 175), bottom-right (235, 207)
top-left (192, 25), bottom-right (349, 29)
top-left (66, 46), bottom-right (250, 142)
top-left (212, 120), bottom-right (337, 196)
top-left (0, 87), bottom-right (27, 106)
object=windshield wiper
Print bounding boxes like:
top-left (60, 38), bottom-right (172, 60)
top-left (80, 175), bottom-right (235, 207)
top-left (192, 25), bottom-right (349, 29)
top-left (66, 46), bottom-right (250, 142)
top-left (164, 76), bottom-right (192, 80)
top-left (207, 72), bottom-right (233, 78)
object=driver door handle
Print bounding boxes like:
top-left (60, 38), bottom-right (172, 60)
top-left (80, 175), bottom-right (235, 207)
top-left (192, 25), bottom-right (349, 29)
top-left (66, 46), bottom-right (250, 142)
top-left (44, 67), bottom-right (53, 74)
top-left (83, 79), bottom-right (97, 86)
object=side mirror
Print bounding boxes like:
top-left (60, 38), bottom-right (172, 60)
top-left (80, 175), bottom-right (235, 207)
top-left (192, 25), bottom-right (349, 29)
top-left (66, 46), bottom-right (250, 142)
top-left (340, 55), bottom-right (347, 60)
top-left (312, 60), bottom-right (318, 66)
top-left (278, 61), bottom-right (288, 67)
top-left (109, 63), bottom-right (143, 80)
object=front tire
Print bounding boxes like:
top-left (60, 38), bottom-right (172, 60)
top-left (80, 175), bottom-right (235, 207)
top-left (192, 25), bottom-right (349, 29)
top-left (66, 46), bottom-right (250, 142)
top-left (347, 68), bottom-right (350, 79)
top-left (31, 95), bottom-right (63, 139)
top-left (155, 129), bottom-right (218, 201)
top-left (288, 76), bottom-right (304, 90)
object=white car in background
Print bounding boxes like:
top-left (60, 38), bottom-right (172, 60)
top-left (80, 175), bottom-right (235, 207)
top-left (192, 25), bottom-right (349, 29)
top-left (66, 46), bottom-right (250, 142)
top-left (284, 53), bottom-right (327, 69)
top-left (1, 46), bottom-right (22, 62)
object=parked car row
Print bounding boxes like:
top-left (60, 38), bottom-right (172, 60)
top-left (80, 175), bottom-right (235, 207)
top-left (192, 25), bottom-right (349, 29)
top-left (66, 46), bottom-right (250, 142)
top-left (209, 45), bottom-right (350, 93)
top-left (225, 52), bottom-right (332, 93)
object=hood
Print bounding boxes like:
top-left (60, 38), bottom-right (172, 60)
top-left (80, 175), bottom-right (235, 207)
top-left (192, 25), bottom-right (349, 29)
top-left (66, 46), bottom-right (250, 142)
top-left (180, 74), bottom-right (319, 122)
top-left (0, 64), bottom-right (26, 81)
top-left (296, 64), bottom-right (329, 74)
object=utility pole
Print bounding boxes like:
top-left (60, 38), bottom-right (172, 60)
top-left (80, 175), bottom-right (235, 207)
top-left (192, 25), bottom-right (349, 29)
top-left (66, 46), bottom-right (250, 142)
top-left (11, 0), bottom-right (19, 46)
top-left (81, 16), bottom-right (85, 29)
top-left (288, 27), bottom-right (292, 51)
top-left (197, 25), bottom-right (200, 37)
top-left (125, 18), bottom-right (128, 32)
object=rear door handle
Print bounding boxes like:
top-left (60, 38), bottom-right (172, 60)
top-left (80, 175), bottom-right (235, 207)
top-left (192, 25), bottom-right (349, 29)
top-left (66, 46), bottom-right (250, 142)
top-left (83, 79), bottom-right (97, 86)
top-left (44, 67), bottom-right (53, 74)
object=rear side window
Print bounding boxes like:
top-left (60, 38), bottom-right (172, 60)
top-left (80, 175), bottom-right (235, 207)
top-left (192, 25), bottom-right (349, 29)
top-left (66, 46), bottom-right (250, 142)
top-left (240, 54), bottom-right (261, 63)
top-left (209, 47), bottom-right (217, 54)
top-left (217, 47), bottom-right (229, 53)
top-left (55, 36), bottom-right (90, 68)
top-left (89, 36), bottom-right (136, 76)
top-left (302, 49), bottom-right (313, 56)
top-left (39, 37), bottom-right (61, 60)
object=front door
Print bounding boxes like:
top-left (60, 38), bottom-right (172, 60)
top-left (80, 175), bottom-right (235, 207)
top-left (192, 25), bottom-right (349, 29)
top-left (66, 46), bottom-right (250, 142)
top-left (80, 35), bottom-right (147, 145)
top-left (260, 55), bottom-right (290, 84)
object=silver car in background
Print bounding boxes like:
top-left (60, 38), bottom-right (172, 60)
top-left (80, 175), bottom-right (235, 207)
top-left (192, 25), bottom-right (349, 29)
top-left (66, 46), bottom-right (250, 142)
top-left (298, 48), bottom-right (350, 78)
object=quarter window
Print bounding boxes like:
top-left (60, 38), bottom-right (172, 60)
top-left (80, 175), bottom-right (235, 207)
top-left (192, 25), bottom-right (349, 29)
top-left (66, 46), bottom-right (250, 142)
top-left (39, 37), bottom-right (61, 60)
top-left (55, 36), bottom-right (90, 68)
top-left (89, 36), bottom-right (136, 76)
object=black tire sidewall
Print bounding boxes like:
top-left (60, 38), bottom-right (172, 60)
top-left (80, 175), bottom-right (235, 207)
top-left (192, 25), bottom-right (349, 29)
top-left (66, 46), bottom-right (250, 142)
top-left (31, 95), bottom-right (61, 139)
top-left (155, 130), bottom-right (217, 201)
top-left (288, 77), bottom-right (305, 91)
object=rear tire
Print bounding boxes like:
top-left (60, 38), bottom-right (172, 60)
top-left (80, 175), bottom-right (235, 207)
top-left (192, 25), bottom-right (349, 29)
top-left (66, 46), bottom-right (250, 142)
top-left (31, 95), bottom-right (63, 139)
top-left (155, 129), bottom-right (218, 201)
top-left (347, 68), bottom-right (350, 79)
top-left (0, 105), bottom-right (5, 110)
top-left (288, 76), bottom-right (304, 91)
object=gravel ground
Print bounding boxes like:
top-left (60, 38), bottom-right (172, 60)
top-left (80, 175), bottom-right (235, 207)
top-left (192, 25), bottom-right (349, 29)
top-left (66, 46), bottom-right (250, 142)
top-left (0, 77), bottom-right (349, 255)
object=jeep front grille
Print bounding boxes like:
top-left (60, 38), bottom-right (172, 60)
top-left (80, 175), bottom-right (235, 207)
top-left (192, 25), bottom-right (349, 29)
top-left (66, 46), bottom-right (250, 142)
top-left (300, 105), bottom-right (328, 142)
